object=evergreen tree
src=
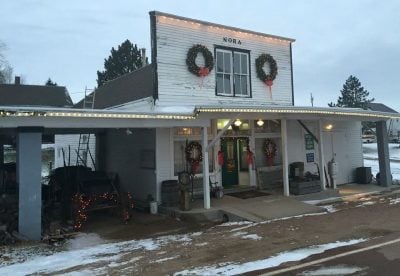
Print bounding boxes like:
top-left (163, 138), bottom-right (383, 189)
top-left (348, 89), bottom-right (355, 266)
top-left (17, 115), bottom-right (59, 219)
top-left (0, 41), bottom-right (13, 84)
top-left (96, 39), bottom-right (146, 87)
top-left (328, 75), bottom-right (374, 109)
top-left (45, 78), bottom-right (57, 86)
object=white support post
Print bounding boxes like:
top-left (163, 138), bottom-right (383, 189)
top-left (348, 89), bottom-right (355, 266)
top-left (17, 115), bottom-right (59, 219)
top-left (202, 126), bottom-right (211, 209)
top-left (281, 119), bottom-right (289, 196)
top-left (317, 120), bottom-right (326, 190)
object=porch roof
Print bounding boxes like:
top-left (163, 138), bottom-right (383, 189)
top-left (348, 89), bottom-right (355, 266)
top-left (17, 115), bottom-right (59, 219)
top-left (195, 105), bottom-right (400, 121)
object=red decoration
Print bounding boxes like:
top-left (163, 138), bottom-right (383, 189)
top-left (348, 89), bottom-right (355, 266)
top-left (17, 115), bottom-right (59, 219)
top-left (246, 149), bottom-right (254, 166)
top-left (218, 150), bottom-right (224, 166)
top-left (264, 80), bottom-right (273, 98)
top-left (198, 67), bottom-right (210, 77)
top-left (191, 161), bottom-right (200, 174)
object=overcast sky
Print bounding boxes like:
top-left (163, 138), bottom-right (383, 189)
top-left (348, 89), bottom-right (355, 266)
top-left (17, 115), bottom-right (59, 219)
top-left (1, 0), bottom-right (399, 110)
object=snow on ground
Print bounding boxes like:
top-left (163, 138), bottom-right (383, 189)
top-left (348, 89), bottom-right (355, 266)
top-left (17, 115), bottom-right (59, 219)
top-left (363, 143), bottom-right (400, 180)
top-left (300, 265), bottom-right (366, 275)
top-left (356, 201), bottom-right (376, 207)
top-left (390, 198), bottom-right (400, 205)
top-left (231, 232), bottom-right (262, 241)
top-left (174, 239), bottom-right (367, 275)
top-left (0, 232), bottom-right (202, 275)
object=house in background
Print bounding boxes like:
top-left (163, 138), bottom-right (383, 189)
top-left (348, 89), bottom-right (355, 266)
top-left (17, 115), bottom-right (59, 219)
top-left (367, 103), bottom-right (400, 142)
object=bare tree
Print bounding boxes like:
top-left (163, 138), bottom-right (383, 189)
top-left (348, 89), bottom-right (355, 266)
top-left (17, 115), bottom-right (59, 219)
top-left (0, 41), bottom-right (13, 84)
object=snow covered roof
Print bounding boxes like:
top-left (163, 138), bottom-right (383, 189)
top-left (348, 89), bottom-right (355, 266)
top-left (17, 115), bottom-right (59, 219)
top-left (367, 103), bottom-right (398, 114)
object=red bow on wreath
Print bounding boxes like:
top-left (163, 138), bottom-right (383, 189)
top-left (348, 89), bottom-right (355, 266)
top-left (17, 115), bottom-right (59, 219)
top-left (198, 67), bottom-right (210, 77)
top-left (217, 150), bottom-right (224, 166)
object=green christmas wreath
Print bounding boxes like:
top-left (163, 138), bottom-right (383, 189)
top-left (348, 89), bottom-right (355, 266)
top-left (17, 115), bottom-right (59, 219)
top-left (255, 54), bottom-right (278, 85)
top-left (185, 141), bottom-right (203, 164)
top-left (186, 44), bottom-right (214, 77)
top-left (264, 138), bottom-right (277, 159)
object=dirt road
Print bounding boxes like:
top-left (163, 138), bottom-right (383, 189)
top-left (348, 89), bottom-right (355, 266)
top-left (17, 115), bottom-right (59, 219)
top-left (2, 191), bottom-right (400, 275)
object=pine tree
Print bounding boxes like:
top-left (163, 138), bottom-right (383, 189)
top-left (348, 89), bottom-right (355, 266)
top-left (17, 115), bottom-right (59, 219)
top-left (96, 39), bottom-right (146, 87)
top-left (45, 78), bottom-right (57, 86)
top-left (328, 75), bottom-right (374, 109)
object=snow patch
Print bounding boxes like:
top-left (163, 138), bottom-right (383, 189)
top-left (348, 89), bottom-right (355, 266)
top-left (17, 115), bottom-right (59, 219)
top-left (321, 205), bottom-right (338, 213)
top-left (356, 201), bottom-right (376, 207)
top-left (0, 232), bottom-right (201, 275)
top-left (300, 265), bottom-right (366, 275)
top-left (174, 239), bottom-right (367, 275)
top-left (66, 233), bottom-right (106, 250)
top-left (218, 221), bottom-right (253, 227)
top-left (241, 234), bottom-right (262, 241)
top-left (195, 242), bottom-right (208, 247)
top-left (390, 198), bottom-right (400, 205)
top-left (153, 255), bottom-right (180, 263)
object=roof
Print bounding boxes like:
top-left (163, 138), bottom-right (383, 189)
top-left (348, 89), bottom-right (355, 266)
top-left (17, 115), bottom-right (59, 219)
top-left (151, 11), bottom-right (295, 43)
top-left (0, 83), bottom-right (73, 107)
top-left (75, 65), bottom-right (154, 109)
top-left (367, 103), bottom-right (398, 114)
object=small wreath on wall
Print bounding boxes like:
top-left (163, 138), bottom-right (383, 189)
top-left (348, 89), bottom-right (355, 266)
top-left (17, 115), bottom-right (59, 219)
top-left (186, 44), bottom-right (214, 77)
top-left (255, 53), bottom-right (278, 97)
top-left (264, 138), bottom-right (277, 159)
top-left (185, 141), bottom-right (203, 164)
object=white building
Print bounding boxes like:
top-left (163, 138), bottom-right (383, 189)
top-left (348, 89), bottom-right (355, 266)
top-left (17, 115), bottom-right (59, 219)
top-left (0, 11), bottom-right (397, 240)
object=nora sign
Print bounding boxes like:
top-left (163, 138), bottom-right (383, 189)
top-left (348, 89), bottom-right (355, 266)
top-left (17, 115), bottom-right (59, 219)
top-left (223, 37), bottom-right (242, 45)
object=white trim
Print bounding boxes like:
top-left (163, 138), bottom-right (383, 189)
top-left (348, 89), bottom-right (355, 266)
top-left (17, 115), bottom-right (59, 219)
top-left (317, 120), bottom-right (326, 190)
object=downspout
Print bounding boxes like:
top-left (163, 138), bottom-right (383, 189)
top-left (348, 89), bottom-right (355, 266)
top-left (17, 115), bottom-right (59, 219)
top-left (290, 42), bottom-right (295, 106)
top-left (149, 11), bottom-right (159, 102)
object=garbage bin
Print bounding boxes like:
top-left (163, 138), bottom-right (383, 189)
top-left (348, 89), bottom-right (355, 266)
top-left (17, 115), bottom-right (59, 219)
top-left (356, 167), bottom-right (372, 184)
top-left (161, 180), bottom-right (179, 206)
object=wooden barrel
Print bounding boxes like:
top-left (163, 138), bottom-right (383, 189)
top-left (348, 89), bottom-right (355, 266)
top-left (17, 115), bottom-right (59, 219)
top-left (161, 180), bottom-right (179, 206)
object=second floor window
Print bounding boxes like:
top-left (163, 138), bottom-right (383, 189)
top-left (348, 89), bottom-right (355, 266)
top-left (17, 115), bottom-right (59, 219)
top-left (216, 48), bottom-right (250, 97)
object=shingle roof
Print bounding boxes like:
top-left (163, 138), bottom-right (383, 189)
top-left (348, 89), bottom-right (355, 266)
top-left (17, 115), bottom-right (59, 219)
top-left (367, 103), bottom-right (398, 114)
top-left (0, 83), bottom-right (73, 107)
top-left (75, 65), bottom-right (154, 109)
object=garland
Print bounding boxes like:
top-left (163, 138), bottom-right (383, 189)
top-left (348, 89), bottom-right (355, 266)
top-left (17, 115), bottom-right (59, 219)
top-left (264, 138), bottom-right (277, 159)
top-left (186, 44), bottom-right (214, 77)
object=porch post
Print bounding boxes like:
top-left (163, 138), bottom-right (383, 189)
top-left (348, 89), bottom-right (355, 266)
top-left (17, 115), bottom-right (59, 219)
top-left (0, 139), bottom-right (4, 189)
top-left (17, 128), bottom-right (43, 240)
top-left (376, 121), bottom-right (392, 187)
top-left (202, 126), bottom-right (211, 209)
top-left (281, 119), bottom-right (289, 196)
top-left (317, 120), bottom-right (326, 190)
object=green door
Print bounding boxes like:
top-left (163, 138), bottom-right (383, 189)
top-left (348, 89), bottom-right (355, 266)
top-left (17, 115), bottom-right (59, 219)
top-left (221, 138), bottom-right (239, 187)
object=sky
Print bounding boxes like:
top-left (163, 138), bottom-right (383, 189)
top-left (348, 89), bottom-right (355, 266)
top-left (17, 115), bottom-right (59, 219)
top-left (1, 0), bottom-right (400, 110)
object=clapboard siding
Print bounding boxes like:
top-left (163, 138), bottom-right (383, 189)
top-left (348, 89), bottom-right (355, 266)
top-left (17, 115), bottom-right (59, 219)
top-left (54, 134), bottom-right (96, 169)
top-left (155, 15), bottom-right (293, 107)
top-left (286, 120), bottom-right (363, 185)
top-left (155, 128), bottom-right (173, 203)
top-left (104, 129), bottom-right (156, 202)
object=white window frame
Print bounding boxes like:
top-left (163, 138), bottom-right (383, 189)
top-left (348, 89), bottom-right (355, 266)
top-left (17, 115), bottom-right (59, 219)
top-left (216, 48), bottom-right (251, 97)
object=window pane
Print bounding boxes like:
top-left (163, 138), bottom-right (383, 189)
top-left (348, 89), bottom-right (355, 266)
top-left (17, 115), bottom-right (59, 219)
top-left (234, 53), bottom-right (240, 74)
top-left (234, 74), bottom-right (241, 95)
top-left (224, 74), bottom-right (231, 94)
top-left (216, 51), bottom-right (223, 72)
top-left (241, 54), bottom-right (248, 74)
top-left (224, 52), bottom-right (231, 73)
top-left (216, 74), bottom-right (224, 94)
top-left (241, 76), bottom-right (248, 95)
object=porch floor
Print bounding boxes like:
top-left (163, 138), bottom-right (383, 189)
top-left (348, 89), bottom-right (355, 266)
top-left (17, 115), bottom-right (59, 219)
top-left (160, 183), bottom-right (400, 223)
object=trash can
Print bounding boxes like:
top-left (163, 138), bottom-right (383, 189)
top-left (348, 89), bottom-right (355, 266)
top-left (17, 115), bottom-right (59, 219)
top-left (356, 167), bottom-right (372, 184)
top-left (161, 180), bottom-right (179, 206)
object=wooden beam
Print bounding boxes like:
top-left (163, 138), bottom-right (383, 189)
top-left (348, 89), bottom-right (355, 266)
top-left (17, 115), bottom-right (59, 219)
top-left (297, 120), bottom-right (319, 143)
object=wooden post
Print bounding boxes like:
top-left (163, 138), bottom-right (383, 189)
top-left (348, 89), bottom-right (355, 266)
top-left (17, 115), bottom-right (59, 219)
top-left (317, 120), bottom-right (326, 190)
